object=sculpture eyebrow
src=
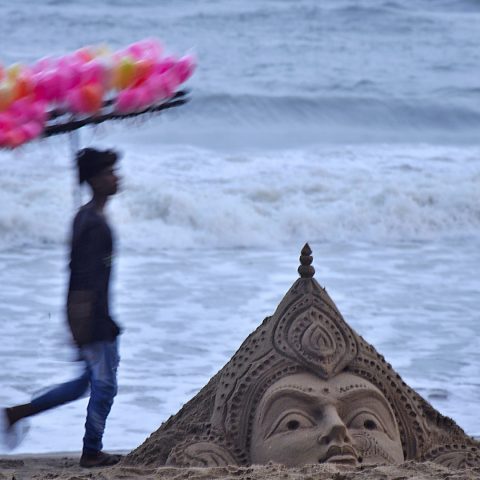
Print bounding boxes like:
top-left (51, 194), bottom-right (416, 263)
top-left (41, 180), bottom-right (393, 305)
top-left (339, 388), bottom-right (397, 436)
top-left (259, 387), bottom-right (324, 426)
top-left (339, 386), bottom-right (392, 409)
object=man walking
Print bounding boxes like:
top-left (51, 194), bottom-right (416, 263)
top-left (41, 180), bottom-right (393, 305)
top-left (2, 147), bottom-right (122, 468)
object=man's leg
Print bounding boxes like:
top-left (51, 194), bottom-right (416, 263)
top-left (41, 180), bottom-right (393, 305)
top-left (6, 370), bottom-right (90, 425)
top-left (2, 369), bottom-right (90, 449)
top-left (80, 339), bottom-right (121, 467)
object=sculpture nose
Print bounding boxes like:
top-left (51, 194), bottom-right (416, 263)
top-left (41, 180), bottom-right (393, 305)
top-left (317, 406), bottom-right (352, 446)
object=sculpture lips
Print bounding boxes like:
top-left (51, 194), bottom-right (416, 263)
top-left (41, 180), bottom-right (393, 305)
top-left (324, 454), bottom-right (357, 465)
top-left (321, 445), bottom-right (358, 465)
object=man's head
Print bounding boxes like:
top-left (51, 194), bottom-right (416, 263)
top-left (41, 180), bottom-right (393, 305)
top-left (76, 147), bottom-right (120, 196)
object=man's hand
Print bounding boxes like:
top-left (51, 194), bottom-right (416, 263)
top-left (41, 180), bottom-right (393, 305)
top-left (67, 290), bottom-right (95, 346)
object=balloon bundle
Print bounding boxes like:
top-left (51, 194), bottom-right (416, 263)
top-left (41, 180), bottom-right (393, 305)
top-left (0, 39), bottom-right (196, 148)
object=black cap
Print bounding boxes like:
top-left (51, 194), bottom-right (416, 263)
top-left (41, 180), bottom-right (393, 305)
top-left (76, 147), bottom-right (119, 184)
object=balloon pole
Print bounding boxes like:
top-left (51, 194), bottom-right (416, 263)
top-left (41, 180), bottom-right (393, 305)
top-left (69, 129), bottom-right (81, 208)
top-left (0, 40), bottom-right (195, 149)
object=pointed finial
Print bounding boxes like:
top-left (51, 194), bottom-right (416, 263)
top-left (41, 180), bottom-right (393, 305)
top-left (298, 243), bottom-right (315, 278)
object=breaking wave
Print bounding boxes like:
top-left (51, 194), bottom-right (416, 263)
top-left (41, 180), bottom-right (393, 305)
top-left (0, 141), bottom-right (479, 251)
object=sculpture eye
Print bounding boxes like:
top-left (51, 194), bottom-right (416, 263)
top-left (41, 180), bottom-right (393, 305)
top-left (363, 419), bottom-right (377, 430)
top-left (270, 412), bottom-right (316, 436)
top-left (347, 412), bottom-right (385, 434)
top-left (287, 419), bottom-right (300, 430)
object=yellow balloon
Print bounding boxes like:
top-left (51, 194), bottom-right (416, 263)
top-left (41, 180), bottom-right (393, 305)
top-left (100, 58), bottom-right (115, 90)
top-left (0, 82), bottom-right (13, 111)
top-left (95, 44), bottom-right (112, 58)
top-left (6, 63), bottom-right (23, 82)
top-left (13, 75), bottom-right (34, 101)
top-left (113, 57), bottom-right (137, 90)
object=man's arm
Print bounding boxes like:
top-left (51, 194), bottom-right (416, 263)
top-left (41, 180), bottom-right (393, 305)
top-left (67, 223), bottom-right (103, 346)
top-left (67, 290), bottom-right (96, 346)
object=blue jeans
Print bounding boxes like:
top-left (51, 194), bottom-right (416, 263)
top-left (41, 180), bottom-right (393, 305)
top-left (31, 339), bottom-right (119, 454)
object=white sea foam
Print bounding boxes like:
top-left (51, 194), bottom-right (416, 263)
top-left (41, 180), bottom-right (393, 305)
top-left (1, 139), bottom-right (479, 252)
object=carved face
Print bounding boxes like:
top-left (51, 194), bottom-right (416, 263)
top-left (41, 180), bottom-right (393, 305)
top-left (250, 372), bottom-right (404, 467)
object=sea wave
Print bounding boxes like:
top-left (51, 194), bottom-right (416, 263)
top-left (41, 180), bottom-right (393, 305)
top-left (183, 93), bottom-right (480, 131)
top-left (0, 142), bottom-right (479, 252)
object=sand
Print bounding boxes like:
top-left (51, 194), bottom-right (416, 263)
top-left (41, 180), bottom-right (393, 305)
top-left (1, 455), bottom-right (480, 480)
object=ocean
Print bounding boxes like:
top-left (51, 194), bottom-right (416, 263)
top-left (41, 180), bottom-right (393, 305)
top-left (0, 0), bottom-right (479, 454)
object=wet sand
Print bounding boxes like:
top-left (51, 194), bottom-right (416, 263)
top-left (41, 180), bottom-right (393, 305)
top-left (1, 455), bottom-right (479, 480)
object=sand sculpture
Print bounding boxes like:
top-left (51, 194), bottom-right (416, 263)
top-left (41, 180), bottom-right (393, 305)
top-left (126, 245), bottom-right (480, 468)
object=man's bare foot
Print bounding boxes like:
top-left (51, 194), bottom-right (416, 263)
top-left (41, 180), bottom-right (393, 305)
top-left (1, 408), bottom-right (29, 450)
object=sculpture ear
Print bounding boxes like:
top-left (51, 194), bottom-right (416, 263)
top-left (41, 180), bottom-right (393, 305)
top-left (166, 440), bottom-right (239, 467)
top-left (422, 444), bottom-right (480, 468)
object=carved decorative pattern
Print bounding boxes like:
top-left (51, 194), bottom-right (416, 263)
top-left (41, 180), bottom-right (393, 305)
top-left (273, 303), bottom-right (357, 378)
top-left (166, 438), bottom-right (239, 467)
top-left (422, 445), bottom-right (480, 468)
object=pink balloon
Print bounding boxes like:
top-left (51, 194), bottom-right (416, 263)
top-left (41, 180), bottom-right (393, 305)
top-left (52, 70), bottom-right (72, 102)
top-left (10, 99), bottom-right (31, 123)
top-left (31, 56), bottom-right (55, 75)
top-left (146, 75), bottom-right (165, 99)
top-left (56, 56), bottom-right (71, 70)
top-left (50, 70), bottom-right (65, 101)
top-left (136, 85), bottom-right (155, 108)
top-left (67, 60), bottom-right (85, 90)
top-left (127, 44), bottom-right (144, 60)
top-left (30, 101), bottom-right (48, 123)
top-left (81, 60), bottom-right (104, 86)
top-left (115, 89), bottom-right (140, 113)
top-left (174, 55), bottom-right (196, 84)
top-left (137, 38), bottom-right (163, 59)
top-left (21, 121), bottom-right (42, 140)
top-left (165, 70), bottom-right (179, 96)
top-left (32, 72), bottom-right (48, 101)
top-left (0, 112), bottom-right (14, 132)
top-left (53, 61), bottom-right (78, 94)
top-left (34, 71), bottom-right (58, 102)
top-left (7, 127), bottom-right (27, 148)
top-left (153, 57), bottom-right (176, 75)
top-left (147, 73), bottom-right (175, 100)
top-left (73, 47), bottom-right (93, 63)
top-left (66, 89), bottom-right (84, 113)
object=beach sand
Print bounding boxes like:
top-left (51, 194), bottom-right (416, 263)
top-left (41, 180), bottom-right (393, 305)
top-left (1, 455), bottom-right (480, 480)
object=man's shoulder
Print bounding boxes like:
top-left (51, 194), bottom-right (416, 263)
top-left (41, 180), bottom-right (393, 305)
top-left (73, 206), bottom-right (103, 233)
